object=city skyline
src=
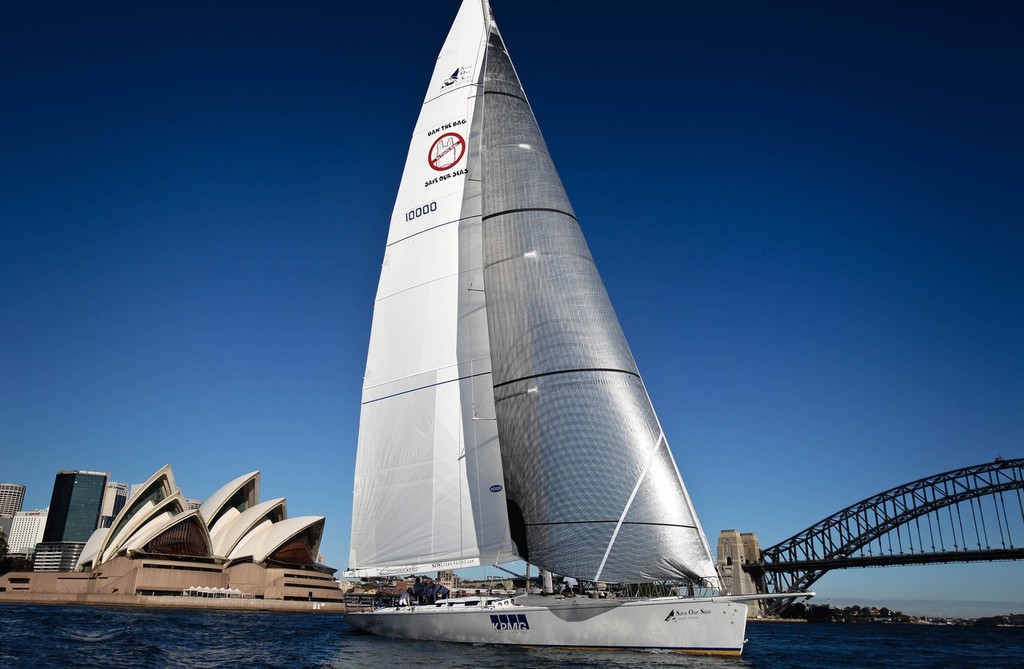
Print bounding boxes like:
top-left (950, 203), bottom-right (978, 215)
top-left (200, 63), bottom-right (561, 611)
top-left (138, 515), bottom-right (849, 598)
top-left (2, 1), bottom-right (1021, 615)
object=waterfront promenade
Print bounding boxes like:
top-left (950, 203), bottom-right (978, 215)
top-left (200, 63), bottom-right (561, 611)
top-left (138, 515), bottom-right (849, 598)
top-left (0, 590), bottom-right (345, 613)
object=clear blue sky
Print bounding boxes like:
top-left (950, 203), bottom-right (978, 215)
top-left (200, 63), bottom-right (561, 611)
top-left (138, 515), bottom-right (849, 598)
top-left (2, 1), bottom-right (1021, 615)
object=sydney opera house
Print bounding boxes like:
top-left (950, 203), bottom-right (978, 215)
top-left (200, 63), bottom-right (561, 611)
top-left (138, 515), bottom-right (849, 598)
top-left (0, 466), bottom-right (344, 606)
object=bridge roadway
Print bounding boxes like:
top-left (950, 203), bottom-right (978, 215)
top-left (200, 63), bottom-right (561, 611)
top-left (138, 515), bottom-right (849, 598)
top-left (752, 547), bottom-right (1024, 573)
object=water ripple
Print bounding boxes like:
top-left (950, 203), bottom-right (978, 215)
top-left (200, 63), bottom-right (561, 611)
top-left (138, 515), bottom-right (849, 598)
top-left (2, 605), bottom-right (1022, 668)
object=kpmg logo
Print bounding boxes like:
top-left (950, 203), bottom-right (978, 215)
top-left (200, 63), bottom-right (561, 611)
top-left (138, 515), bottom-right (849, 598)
top-left (490, 614), bottom-right (530, 634)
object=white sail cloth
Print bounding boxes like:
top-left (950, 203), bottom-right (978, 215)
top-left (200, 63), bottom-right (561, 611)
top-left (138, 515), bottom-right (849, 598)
top-left (348, 0), bottom-right (514, 576)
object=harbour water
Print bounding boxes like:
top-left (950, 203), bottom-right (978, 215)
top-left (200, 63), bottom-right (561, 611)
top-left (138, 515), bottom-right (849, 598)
top-left (1, 604), bottom-right (1021, 668)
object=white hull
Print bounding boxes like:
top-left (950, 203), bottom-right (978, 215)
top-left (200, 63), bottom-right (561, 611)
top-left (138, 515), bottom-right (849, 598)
top-left (345, 595), bottom-right (747, 655)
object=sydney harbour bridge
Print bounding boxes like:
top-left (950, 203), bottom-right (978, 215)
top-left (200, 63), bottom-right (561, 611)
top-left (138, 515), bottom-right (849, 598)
top-left (739, 457), bottom-right (1024, 614)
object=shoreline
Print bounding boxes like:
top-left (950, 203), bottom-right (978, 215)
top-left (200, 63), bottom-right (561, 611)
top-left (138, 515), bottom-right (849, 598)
top-left (0, 591), bottom-right (346, 614)
top-left (749, 617), bottom-right (808, 623)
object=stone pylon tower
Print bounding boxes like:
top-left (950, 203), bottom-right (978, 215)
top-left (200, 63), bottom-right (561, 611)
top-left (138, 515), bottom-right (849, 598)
top-left (717, 529), bottom-right (763, 617)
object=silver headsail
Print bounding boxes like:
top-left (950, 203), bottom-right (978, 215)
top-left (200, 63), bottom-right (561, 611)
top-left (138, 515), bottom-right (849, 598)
top-left (478, 9), bottom-right (719, 586)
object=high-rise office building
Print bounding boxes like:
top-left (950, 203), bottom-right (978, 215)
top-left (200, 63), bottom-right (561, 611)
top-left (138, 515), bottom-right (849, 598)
top-left (0, 483), bottom-right (27, 516)
top-left (42, 470), bottom-right (107, 542)
top-left (100, 482), bottom-right (129, 528)
top-left (8, 509), bottom-right (48, 555)
top-left (36, 470), bottom-right (107, 572)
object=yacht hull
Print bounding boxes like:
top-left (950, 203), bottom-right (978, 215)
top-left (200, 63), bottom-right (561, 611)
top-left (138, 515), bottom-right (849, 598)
top-left (345, 596), bottom-right (747, 655)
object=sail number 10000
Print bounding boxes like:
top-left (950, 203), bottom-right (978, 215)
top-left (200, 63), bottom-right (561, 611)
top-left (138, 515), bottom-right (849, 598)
top-left (405, 201), bottom-right (437, 222)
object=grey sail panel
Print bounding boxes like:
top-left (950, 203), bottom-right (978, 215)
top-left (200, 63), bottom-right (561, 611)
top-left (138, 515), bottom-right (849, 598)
top-left (480, 24), bottom-right (719, 585)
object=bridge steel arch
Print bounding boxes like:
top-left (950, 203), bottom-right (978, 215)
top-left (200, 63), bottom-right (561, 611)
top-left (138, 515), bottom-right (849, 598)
top-left (749, 457), bottom-right (1024, 609)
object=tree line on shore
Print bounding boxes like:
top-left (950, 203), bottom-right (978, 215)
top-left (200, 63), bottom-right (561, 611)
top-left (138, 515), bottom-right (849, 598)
top-left (0, 532), bottom-right (33, 575)
top-left (779, 602), bottom-right (1024, 626)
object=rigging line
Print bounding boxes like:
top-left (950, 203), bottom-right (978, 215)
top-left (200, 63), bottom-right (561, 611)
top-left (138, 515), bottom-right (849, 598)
top-left (593, 429), bottom-right (666, 584)
top-left (362, 370), bottom-right (493, 405)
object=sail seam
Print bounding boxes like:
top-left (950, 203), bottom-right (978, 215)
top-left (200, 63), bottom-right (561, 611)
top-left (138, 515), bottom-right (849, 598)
top-left (481, 207), bottom-right (577, 222)
top-left (385, 214), bottom-right (479, 248)
top-left (483, 89), bottom-right (528, 104)
top-left (493, 367), bottom-right (639, 390)
top-left (363, 370), bottom-right (493, 406)
top-left (594, 429), bottom-right (666, 583)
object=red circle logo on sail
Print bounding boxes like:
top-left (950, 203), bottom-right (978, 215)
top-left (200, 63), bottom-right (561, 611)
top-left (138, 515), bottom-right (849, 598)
top-left (428, 132), bottom-right (466, 171)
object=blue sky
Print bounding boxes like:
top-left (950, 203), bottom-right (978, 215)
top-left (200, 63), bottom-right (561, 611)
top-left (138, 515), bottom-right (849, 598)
top-left (2, 1), bottom-right (1021, 614)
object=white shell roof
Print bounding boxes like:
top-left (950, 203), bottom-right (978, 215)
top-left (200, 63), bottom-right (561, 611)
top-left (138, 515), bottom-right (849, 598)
top-left (118, 508), bottom-right (211, 557)
top-left (102, 492), bottom-right (186, 562)
top-left (98, 466), bottom-right (177, 562)
top-left (198, 470), bottom-right (259, 527)
top-left (228, 515), bottom-right (324, 564)
top-left (211, 497), bottom-right (286, 558)
top-left (88, 465), bottom-right (330, 571)
top-left (76, 528), bottom-right (109, 571)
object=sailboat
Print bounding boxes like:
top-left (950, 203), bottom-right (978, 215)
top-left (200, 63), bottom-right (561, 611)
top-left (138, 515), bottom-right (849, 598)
top-left (344, 0), bottom-right (805, 654)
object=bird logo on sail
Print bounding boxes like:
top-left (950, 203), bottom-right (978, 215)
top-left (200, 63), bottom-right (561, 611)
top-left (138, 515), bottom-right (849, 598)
top-left (441, 65), bottom-right (472, 90)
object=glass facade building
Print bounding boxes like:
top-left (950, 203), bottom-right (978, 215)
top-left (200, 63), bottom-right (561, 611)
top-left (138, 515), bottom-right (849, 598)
top-left (42, 471), bottom-right (107, 543)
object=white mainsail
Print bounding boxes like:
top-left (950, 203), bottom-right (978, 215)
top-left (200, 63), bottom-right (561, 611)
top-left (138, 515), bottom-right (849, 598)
top-left (348, 0), bottom-right (515, 576)
top-left (349, 0), bottom-right (718, 589)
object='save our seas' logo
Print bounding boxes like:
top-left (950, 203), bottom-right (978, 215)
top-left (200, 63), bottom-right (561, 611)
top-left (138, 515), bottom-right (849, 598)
top-left (664, 607), bottom-right (712, 622)
top-left (491, 614), bottom-right (530, 634)
top-left (441, 65), bottom-right (473, 90)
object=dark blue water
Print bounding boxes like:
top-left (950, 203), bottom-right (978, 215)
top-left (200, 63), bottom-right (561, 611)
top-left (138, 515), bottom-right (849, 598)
top-left (1, 605), bottom-right (1021, 668)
